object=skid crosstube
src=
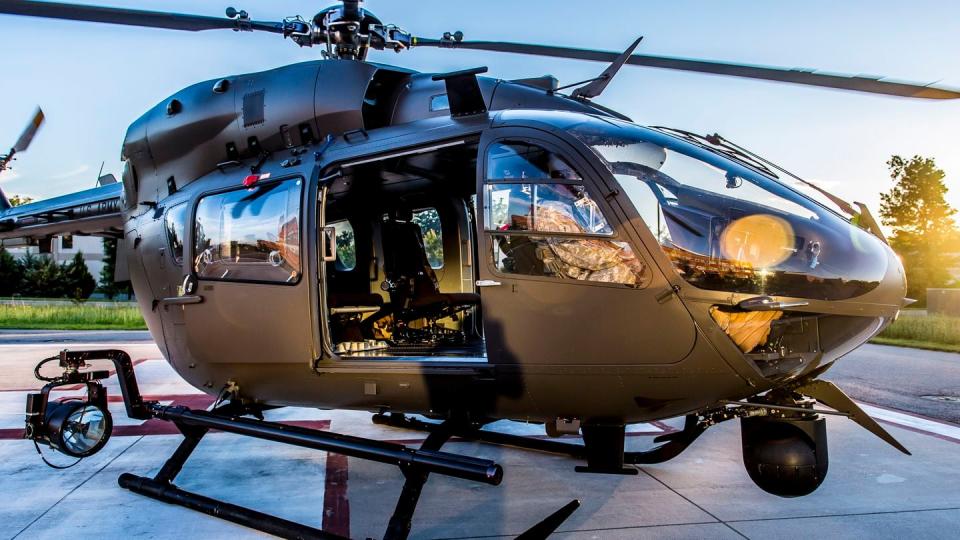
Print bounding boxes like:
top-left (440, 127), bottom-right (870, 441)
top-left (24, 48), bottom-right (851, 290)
top-left (60, 349), bottom-right (577, 539)
top-left (372, 412), bottom-right (707, 470)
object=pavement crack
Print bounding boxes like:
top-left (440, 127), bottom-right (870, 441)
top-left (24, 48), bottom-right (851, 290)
top-left (12, 435), bottom-right (146, 539)
top-left (639, 467), bottom-right (751, 540)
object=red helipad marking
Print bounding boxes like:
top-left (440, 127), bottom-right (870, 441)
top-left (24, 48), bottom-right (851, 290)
top-left (323, 452), bottom-right (350, 536)
top-left (0, 428), bottom-right (24, 439)
top-left (650, 420), bottom-right (680, 434)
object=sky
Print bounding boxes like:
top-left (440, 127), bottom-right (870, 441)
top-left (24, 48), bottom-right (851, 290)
top-left (1, 0), bottom-right (959, 218)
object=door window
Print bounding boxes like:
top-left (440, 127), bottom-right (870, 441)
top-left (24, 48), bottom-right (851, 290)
top-left (194, 178), bottom-right (303, 284)
top-left (484, 183), bottom-right (613, 234)
top-left (331, 220), bottom-right (356, 272)
top-left (412, 207), bottom-right (444, 269)
top-left (484, 142), bottom-right (649, 287)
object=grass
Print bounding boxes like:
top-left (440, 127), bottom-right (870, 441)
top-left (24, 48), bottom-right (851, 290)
top-left (870, 314), bottom-right (960, 353)
top-left (0, 303), bottom-right (147, 330)
top-left (1, 300), bottom-right (959, 352)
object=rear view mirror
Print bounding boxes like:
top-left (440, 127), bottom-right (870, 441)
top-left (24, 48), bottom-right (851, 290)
top-left (322, 225), bottom-right (337, 262)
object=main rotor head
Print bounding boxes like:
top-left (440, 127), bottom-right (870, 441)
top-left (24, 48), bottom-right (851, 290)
top-left (221, 1), bottom-right (409, 60)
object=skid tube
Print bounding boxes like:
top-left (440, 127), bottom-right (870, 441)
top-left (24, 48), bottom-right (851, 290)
top-left (60, 350), bottom-right (576, 539)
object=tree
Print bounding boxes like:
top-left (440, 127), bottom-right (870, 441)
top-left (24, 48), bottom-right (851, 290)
top-left (879, 155), bottom-right (960, 302)
top-left (62, 252), bottom-right (96, 301)
top-left (0, 247), bottom-right (22, 296)
top-left (19, 251), bottom-right (64, 298)
top-left (8, 194), bottom-right (33, 207)
top-left (98, 237), bottom-right (131, 299)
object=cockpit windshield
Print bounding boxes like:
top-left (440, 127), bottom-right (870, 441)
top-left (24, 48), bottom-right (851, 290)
top-left (565, 115), bottom-right (888, 301)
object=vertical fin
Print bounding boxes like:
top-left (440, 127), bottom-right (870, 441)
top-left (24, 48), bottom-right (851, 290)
top-left (572, 36), bottom-right (643, 100)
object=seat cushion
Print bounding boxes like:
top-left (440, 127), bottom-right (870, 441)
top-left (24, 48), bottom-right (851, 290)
top-left (410, 292), bottom-right (480, 308)
top-left (329, 292), bottom-right (384, 308)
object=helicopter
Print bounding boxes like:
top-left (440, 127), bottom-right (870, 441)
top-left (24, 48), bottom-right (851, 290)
top-left (2, 1), bottom-right (957, 539)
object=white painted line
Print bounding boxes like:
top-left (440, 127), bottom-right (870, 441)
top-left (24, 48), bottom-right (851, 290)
top-left (858, 402), bottom-right (960, 443)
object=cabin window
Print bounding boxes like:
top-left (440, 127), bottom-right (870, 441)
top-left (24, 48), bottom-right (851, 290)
top-left (412, 207), bottom-right (443, 269)
top-left (194, 178), bottom-right (303, 284)
top-left (165, 202), bottom-right (188, 265)
top-left (331, 220), bottom-right (356, 272)
top-left (484, 142), bottom-right (648, 287)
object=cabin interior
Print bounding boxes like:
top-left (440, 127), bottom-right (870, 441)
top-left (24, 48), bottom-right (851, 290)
top-left (322, 141), bottom-right (486, 360)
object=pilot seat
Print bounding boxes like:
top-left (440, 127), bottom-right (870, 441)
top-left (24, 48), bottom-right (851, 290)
top-left (368, 207), bottom-right (479, 337)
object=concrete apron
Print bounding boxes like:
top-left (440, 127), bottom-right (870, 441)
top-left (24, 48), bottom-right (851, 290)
top-left (1, 349), bottom-right (959, 539)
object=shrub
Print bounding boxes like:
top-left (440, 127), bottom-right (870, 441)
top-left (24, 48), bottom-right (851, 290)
top-left (0, 247), bottom-right (22, 296)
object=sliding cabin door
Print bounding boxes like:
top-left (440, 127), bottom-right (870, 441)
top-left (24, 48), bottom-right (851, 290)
top-left (181, 175), bottom-right (319, 365)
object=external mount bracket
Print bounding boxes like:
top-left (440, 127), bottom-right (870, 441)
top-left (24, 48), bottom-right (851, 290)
top-left (431, 67), bottom-right (489, 118)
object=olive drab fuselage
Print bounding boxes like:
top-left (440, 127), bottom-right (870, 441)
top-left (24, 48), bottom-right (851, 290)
top-left (112, 59), bottom-right (905, 425)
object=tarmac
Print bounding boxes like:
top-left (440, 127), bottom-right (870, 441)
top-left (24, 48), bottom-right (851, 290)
top-left (1, 335), bottom-right (959, 539)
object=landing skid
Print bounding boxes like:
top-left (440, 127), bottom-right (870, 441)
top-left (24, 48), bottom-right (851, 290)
top-left (52, 350), bottom-right (578, 540)
top-left (372, 412), bottom-right (707, 472)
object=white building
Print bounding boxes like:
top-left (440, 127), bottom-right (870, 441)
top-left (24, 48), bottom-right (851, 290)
top-left (7, 235), bottom-right (106, 281)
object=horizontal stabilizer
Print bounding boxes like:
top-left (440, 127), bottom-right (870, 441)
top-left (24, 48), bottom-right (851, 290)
top-left (0, 183), bottom-right (124, 242)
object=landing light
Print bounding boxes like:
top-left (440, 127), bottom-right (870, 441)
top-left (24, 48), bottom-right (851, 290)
top-left (42, 401), bottom-right (112, 458)
top-left (25, 353), bottom-right (115, 462)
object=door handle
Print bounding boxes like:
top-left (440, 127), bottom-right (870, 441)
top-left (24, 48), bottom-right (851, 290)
top-left (158, 295), bottom-right (203, 307)
top-left (475, 280), bottom-right (502, 288)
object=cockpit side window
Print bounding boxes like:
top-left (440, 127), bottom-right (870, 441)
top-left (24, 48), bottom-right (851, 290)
top-left (486, 141), bottom-right (581, 182)
top-left (194, 177), bottom-right (303, 284)
top-left (483, 142), bottom-right (650, 287)
top-left (164, 202), bottom-right (188, 265)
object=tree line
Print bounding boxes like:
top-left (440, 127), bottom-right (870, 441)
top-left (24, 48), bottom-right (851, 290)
top-left (0, 248), bottom-right (96, 300)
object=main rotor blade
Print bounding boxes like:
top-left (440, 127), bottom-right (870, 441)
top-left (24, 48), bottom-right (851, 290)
top-left (414, 39), bottom-right (960, 99)
top-left (0, 0), bottom-right (286, 33)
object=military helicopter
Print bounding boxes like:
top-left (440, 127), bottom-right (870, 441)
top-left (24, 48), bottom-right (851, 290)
top-left (2, 1), bottom-right (956, 538)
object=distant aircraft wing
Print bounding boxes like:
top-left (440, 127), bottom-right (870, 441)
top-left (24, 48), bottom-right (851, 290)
top-left (0, 183), bottom-right (124, 243)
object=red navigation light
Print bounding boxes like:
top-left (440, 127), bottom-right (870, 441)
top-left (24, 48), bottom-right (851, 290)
top-left (243, 173), bottom-right (270, 187)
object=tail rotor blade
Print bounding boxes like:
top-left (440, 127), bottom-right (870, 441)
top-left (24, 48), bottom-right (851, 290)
top-left (13, 107), bottom-right (45, 153)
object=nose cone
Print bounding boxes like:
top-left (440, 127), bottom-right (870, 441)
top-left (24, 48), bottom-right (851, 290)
top-left (873, 242), bottom-right (909, 309)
